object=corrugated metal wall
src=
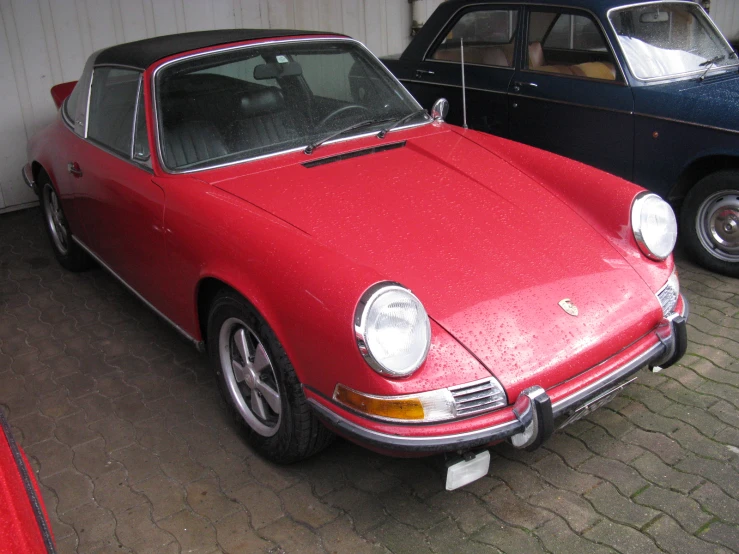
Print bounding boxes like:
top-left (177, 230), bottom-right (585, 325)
top-left (0, 0), bottom-right (445, 212)
top-left (0, 1), bottom-right (734, 212)
top-left (711, 0), bottom-right (739, 41)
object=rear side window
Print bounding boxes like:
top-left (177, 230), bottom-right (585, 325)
top-left (431, 9), bottom-right (519, 67)
top-left (87, 67), bottom-right (141, 155)
top-left (526, 10), bottom-right (618, 81)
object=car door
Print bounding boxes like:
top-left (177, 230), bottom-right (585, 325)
top-left (69, 67), bottom-right (167, 306)
top-left (509, 7), bottom-right (634, 180)
top-left (399, 6), bottom-right (522, 136)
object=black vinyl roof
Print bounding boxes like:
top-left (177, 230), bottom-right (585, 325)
top-left (95, 29), bottom-right (343, 69)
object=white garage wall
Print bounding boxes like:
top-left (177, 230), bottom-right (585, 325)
top-left (710, 0), bottom-right (739, 41)
top-left (0, 0), bottom-right (445, 213)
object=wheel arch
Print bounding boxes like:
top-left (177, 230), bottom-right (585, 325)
top-left (670, 155), bottom-right (739, 208)
top-left (196, 276), bottom-right (235, 346)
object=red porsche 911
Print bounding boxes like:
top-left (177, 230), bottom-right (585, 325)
top-left (23, 29), bottom-right (687, 490)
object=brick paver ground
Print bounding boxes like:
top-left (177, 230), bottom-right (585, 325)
top-left (1, 207), bottom-right (738, 554)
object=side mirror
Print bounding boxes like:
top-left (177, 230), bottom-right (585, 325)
top-left (431, 98), bottom-right (449, 122)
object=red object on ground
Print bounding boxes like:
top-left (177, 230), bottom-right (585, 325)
top-left (0, 410), bottom-right (56, 553)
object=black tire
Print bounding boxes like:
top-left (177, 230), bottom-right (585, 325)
top-left (206, 289), bottom-right (334, 463)
top-left (680, 171), bottom-right (739, 278)
top-left (38, 173), bottom-right (91, 272)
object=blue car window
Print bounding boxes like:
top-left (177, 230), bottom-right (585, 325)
top-left (527, 10), bottom-right (618, 81)
top-left (431, 9), bottom-right (519, 68)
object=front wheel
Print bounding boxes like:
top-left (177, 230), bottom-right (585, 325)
top-left (207, 290), bottom-right (334, 463)
top-left (680, 171), bottom-right (739, 278)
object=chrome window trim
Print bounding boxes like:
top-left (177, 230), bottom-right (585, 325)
top-left (130, 76), bottom-right (143, 160)
top-left (83, 69), bottom-right (93, 138)
top-left (606, 0), bottom-right (739, 83)
top-left (61, 96), bottom-right (75, 130)
top-left (418, 2), bottom-right (628, 83)
top-left (85, 65), bottom-right (153, 172)
top-left (72, 236), bottom-right (201, 348)
top-left (151, 37), bottom-right (431, 175)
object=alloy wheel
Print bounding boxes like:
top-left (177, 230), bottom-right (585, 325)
top-left (43, 185), bottom-right (69, 255)
top-left (218, 317), bottom-right (282, 437)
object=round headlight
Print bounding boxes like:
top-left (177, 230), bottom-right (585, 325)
top-left (631, 192), bottom-right (678, 261)
top-left (354, 283), bottom-right (431, 377)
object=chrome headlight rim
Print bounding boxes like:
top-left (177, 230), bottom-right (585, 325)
top-left (631, 191), bottom-right (678, 261)
top-left (354, 282), bottom-right (432, 378)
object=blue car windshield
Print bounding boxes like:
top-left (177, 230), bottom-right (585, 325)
top-left (609, 2), bottom-right (737, 80)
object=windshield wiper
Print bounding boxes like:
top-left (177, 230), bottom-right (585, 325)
top-left (699, 55), bottom-right (725, 81)
top-left (377, 109), bottom-right (429, 139)
top-left (305, 119), bottom-right (386, 155)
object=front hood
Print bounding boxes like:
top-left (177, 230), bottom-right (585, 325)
top-left (212, 130), bottom-right (662, 397)
top-left (633, 72), bottom-right (739, 132)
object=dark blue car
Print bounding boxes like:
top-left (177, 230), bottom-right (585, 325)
top-left (383, 0), bottom-right (739, 277)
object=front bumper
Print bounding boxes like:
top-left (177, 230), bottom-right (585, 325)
top-left (308, 298), bottom-right (688, 454)
top-left (22, 164), bottom-right (37, 195)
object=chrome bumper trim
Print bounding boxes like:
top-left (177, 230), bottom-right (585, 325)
top-left (309, 305), bottom-right (687, 454)
top-left (22, 165), bottom-right (37, 194)
top-left (308, 395), bottom-right (533, 453)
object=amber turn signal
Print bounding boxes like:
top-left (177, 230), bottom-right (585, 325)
top-left (334, 384), bottom-right (425, 420)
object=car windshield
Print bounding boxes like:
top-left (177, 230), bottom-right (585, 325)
top-left (609, 2), bottom-right (737, 80)
top-left (156, 40), bottom-right (428, 170)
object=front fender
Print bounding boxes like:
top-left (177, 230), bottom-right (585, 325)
top-left (158, 177), bottom-right (490, 399)
top-left (458, 128), bottom-right (674, 293)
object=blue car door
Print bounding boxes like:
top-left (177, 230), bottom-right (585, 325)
top-left (396, 6), bottom-right (522, 137)
top-left (508, 7), bottom-right (634, 180)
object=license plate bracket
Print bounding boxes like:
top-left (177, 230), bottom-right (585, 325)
top-left (558, 377), bottom-right (636, 430)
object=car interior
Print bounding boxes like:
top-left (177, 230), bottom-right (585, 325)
top-left (156, 49), bottom-right (407, 169)
top-left (429, 9), bottom-right (617, 81)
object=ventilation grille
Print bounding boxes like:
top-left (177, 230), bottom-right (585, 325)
top-left (302, 141), bottom-right (406, 168)
top-left (449, 379), bottom-right (507, 417)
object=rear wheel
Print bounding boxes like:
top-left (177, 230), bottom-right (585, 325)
top-left (39, 175), bottom-right (91, 271)
top-left (680, 171), bottom-right (739, 278)
top-left (207, 290), bottom-right (334, 463)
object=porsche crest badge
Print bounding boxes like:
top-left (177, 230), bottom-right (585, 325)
top-left (559, 298), bottom-right (578, 317)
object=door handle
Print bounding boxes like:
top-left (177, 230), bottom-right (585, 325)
top-left (415, 69), bottom-right (435, 78)
top-left (67, 162), bottom-right (82, 177)
top-left (513, 81), bottom-right (538, 93)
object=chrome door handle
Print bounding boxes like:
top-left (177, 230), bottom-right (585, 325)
top-left (513, 81), bottom-right (538, 93)
top-left (67, 162), bottom-right (83, 177)
top-left (415, 69), bottom-right (435, 78)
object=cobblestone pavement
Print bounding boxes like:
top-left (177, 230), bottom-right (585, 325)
top-left (1, 207), bottom-right (738, 554)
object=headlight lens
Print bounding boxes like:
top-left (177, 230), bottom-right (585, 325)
top-left (631, 192), bottom-right (678, 261)
top-left (354, 283), bottom-right (431, 377)
top-left (656, 268), bottom-right (680, 317)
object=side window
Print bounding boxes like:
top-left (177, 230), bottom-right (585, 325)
top-left (133, 85), bottom-right (150, 165)
top-left (431, 9), bottom-right (519, 67)
top-left (527, 10), bottom-right (618, 81)
top-left (87, 67), bottom-right (141, 155)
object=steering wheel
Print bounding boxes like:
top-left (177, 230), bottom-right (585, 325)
top-left (317, 104), bottom-right (372, 128)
